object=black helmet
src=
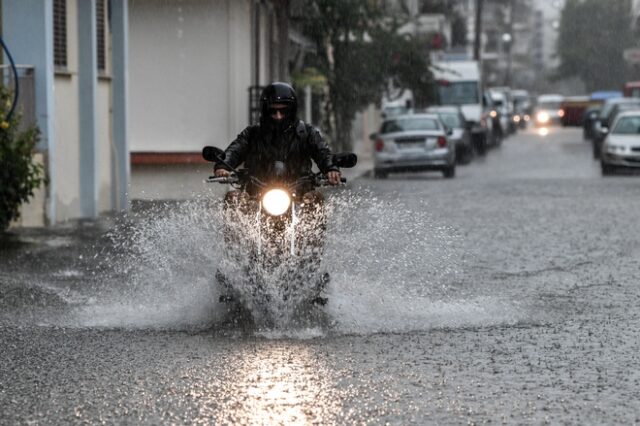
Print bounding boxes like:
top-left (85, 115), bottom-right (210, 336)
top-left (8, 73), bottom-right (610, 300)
top-left (260, 82), bottom-right (298, 131)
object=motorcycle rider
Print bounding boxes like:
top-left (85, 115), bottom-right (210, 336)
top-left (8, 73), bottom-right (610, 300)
top-left (213, 82), bottom-right (342, 305)
top-left (214, 82), bottom-right (342, 205)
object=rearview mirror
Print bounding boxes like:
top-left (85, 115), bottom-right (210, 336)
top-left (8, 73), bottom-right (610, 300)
top-left (202, 146), bottom-right (225, 162)
top-left (333, 152), bottom-right (358, 168)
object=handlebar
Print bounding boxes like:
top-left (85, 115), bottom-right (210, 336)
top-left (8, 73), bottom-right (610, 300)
top-left (206, 174), bottom-right (346, 186)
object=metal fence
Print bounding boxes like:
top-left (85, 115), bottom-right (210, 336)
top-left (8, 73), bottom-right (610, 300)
top-left (0, 65), bottom-right (36, 132)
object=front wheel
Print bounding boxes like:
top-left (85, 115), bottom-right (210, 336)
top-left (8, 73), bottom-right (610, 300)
top-left (593, 142), bottom-right (601, 160)
top-left (601, 161), bottom-right (615, 176)
top-left (442, 165), bottom-right (456, 179)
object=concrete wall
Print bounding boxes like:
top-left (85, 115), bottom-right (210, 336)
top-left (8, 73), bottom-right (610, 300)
top-left (97, 80), bottom-right (113, 213)
top-left (129, 0), bottom-right (253, 153)
top-left (52, 0), bottom-right (114, 221)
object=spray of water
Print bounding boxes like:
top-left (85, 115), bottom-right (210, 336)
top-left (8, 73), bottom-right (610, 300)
top-left (64, 188), bottom-right (521, 336)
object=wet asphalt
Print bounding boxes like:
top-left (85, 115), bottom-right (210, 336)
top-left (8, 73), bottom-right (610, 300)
top-left (2, 127), bottom-right (640, 424)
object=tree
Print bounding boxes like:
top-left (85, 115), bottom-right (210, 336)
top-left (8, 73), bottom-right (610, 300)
top-left (0, 87), bottom-right (45, 232)
top-left (556, 0), bottom-right (633, 92)
top-left (299, 0), bottom-right (433, 151)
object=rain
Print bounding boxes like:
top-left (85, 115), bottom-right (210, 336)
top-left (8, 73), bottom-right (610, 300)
top-left (2, 0), bottom-right (640, 423)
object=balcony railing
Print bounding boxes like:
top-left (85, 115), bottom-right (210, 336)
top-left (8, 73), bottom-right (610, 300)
top-left (0, 65), bottom-right (36, 132)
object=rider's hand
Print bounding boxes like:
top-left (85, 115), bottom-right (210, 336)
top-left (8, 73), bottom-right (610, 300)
top-left (327, 171), bottom-right (341, 186)
top-left (215, 168), bottom-right (230, 178)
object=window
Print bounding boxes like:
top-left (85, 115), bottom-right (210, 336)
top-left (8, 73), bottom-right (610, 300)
top-left (96, 0), bottom-right (106, 72)
top-left (53, 0), bottom-right (67, 68)
top-left (381, 118), bottom-right (440, 134)
top-left (437, 82), bottom-right (480, 105)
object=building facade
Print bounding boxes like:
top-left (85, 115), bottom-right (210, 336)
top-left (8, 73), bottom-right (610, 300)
top-left (3, 0), bottom-right (129, 226)
top-left (3, 0), bottom-right (284, 223)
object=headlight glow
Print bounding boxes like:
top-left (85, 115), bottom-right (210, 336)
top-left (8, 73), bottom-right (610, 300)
top-left (262, 188), bottom-right (291, 216)
top-left (537, 111), bottom-right (550, 123)
top-left (513, 115), bottom-right (521, 123)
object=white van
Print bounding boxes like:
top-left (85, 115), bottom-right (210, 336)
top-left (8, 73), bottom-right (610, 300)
top-left (432, 60), bottom-right (490, 151)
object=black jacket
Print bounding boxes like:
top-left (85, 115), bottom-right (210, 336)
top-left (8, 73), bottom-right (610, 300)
top-left (215, 120), bottom-right (339, 184)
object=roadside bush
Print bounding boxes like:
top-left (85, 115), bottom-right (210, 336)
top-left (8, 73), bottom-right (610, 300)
top-left (0, 86), bottom-right (45, 231)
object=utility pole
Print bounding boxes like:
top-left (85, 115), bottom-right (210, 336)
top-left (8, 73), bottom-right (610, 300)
top-left (474, 0), bottom-right (483, 61)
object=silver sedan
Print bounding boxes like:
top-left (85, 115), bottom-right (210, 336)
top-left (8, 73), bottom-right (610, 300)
top-left (601, 111), bottom-right (640, 175)
top-left (371, 113), bottom-right (456, 179)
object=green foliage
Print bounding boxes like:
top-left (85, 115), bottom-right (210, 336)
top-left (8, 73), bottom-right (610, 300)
top-left (300, 0), bottom-right (434, 151)
top-left (0, 86), bottom-right (45, 231)
top-left (556, 0), bottom-right (634, 92)
top-left (291, 67), bottom-right (327, 94)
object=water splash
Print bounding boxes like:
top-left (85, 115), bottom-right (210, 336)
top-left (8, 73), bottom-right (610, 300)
top-left (56, 189), bottom-right (521, 335)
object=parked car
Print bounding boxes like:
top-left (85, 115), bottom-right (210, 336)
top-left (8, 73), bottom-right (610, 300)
top-left (481, 91), bottom-right (501, 149)
top-left (488, 86), bottom-right (517, 134)
top-left (426, 106), bottom-right (474, 164)
top-left (533, 94), bottom-right (564, 127)
top-left (600, 111), bottom-right (640, 175)
top-left (512, 89), bottom-right (532, 129)
top-left (592, 97), bottom-right (640, 159)
top-left (582, 106), bottom-right (601, 141)
top-left (487, 90), bottom-right (510, 139)
top-left (370, 113), bottom-right (456, 179)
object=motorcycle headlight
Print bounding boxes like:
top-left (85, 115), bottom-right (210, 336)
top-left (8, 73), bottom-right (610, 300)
top-left (261, 188), bottom-right (291, 216)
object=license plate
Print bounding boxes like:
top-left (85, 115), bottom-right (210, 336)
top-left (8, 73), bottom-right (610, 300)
top-left (398, 141), bottom-right (425, 149)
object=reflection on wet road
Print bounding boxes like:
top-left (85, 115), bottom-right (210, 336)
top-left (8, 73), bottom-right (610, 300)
top-left (2, 128), bottom-right (640, 423)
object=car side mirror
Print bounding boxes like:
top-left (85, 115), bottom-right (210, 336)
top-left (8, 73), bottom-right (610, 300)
top-left (369, 132), bottom-right (378, 141)
top-left (446, 128), bottom-right (453, 136)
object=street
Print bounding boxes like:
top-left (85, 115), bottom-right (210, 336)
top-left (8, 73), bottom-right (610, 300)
top-left (2, 127), bottom-right (640, 424)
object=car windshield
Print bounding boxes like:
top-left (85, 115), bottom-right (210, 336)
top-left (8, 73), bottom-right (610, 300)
top-left (612, 116), bottom-right (640, 134)
top-left (383, 106), bottom-right (409, 117)
top-left (381, 118), bottom-right (440, 133)
top-left (438, 113), bottom-right (463, 129)
top-left (538, 101), bottom-right (561, 110)
top-left (437, 82), bottom-right (479, 105)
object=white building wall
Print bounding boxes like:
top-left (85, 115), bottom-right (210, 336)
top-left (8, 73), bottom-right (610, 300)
top-left (52, 0), bottom-right (114, 221)
top-left (53, 0), bottom-right (81, 221)
top-left (129, 0), bottom-right (252, 153)
top-left (97, 80), bottom-right (113, 212)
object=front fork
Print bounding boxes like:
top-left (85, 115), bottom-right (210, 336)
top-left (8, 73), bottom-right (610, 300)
top-left (256, 202), bottom-right (298, 257)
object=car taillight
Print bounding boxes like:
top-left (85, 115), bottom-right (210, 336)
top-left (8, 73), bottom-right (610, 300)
top-left (437, 136), bottom-right (447, 148)
top-left (375, 138), bottom-right (384, 152)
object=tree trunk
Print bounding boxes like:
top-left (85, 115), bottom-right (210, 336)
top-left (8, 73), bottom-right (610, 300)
top-left (272, 0), bottom-right (290, 82)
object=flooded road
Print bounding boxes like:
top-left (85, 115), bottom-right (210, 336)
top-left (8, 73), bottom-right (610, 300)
top-left (2, 127), bottom-right (640, 424)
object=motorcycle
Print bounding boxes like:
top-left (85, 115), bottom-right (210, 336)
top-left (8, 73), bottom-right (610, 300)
top-left (202, 146), bottom-right (357, 324)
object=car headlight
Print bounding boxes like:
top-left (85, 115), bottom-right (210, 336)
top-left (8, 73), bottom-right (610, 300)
top-left (513, 115), bottom-right (521, 123)
top-left (536, 112), bottom-right (550, 123)
top-left (261, 188), bottom-right (291, 216)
